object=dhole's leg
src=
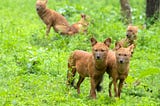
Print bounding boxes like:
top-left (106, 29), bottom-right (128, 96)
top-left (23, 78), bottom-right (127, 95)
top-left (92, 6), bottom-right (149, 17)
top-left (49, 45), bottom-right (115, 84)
top-left (90, 78), bottom-right (96, 99)
top-left (118, 79), bottom-right (124, 97)
top-left (109, 80), bottom-right (112, 97)
top-left (76, 76), bottom-right (84, 94)
top-left (46, 24), bottom-right (51, 36)
top-left (113, 79), bottom-right (118, 97)
top-left (54, 25), bottom-right (69, 34)
top-left (67, 30), bottom-right (76, 35)
top-left (96, 76), bottom-right (103, 92)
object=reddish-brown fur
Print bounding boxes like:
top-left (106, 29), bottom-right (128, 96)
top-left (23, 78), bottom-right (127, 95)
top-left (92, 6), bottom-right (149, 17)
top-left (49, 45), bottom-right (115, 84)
top-left (36, 0), bottom-right (89, 36)
top-left (106, 43), bottom-right (134, 97)
top-left (69, 14), bottom-right (89, 34)
top-left (116, 25), bottom-right (138, 48)
top-left (67, 37), bottom-right (111, 99)
top-left (36, 0), bottom-right (70, 36)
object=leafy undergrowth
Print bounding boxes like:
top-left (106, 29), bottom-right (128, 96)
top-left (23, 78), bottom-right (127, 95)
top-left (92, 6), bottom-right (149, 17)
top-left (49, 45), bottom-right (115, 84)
top-left (0, 0), bottom-right (159, 105)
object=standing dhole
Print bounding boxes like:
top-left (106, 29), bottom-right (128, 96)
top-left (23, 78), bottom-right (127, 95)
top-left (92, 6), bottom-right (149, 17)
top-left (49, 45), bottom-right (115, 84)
top-left (106, 42), bottom-right (134, 97)
top-left (67, 37), bottom-right (111, 99)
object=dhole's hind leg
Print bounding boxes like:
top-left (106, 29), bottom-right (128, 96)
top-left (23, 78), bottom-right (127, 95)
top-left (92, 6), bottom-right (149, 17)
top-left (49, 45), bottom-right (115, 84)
top-left (77, 76), bottom-right (85, 94)
top-left (96, 76), bottom-right (103, 92)
top-left (54, 25), bottom-right (69, 34)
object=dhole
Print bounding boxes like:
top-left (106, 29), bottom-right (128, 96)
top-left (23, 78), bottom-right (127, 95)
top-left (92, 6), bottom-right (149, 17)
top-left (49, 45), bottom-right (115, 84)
top-left (70, 14), bottom-right (89, 34)
top-left (116, 25), bottom-right (138, 48)
top-left (67, 37), bottom-right (111, 99)
top-left (106, 42), bottom-right (134, 97)
top-left (36, 0), bottom-right (70, 36)
top-left (36, 0), bottom-right (89, 36)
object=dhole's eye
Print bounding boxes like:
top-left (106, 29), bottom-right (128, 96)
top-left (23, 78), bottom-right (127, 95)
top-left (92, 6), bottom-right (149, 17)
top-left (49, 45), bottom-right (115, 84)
top-left (128, 30), bottom-right (132, 32)
top-left (101, 50), bottom-right (105, 52)
top-left (95, 49), bottom-right (98, 52)
top-left (124, 54), bottom-right (127, 56)
top-left (118, 54), bottom-right (121, 56)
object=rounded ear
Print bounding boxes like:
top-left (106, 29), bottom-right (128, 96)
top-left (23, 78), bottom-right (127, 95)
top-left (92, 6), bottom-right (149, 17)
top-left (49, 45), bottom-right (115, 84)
top-left (134, 26), bottom-right (138, 33)
top-left (44, 0), bottom-right (48, 4)
top-left (36, 0), bottom-right (41, 3)
top-left (90, 37), bottom-right (97, 46)
top-left (127, 25), bottom-right (131, 29)
top-left (81, 14), bottom-right (86, 19)
top-left (128, 44), bottom-right (135, 52)
top-left (115, 41), bottom-right (122, 50)
top-left (104, 38), bottom-right (111, 47)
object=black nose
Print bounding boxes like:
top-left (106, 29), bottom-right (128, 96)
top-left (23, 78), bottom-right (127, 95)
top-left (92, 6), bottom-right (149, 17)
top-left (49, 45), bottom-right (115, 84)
top-left (36, 8), bottom-right (39, 11)
top-left (120, 60), bottom-right (123, 64)
top-left (126, 34), bottom-right (129, 37)
top-left (96, 56), bottom-right (100, 59)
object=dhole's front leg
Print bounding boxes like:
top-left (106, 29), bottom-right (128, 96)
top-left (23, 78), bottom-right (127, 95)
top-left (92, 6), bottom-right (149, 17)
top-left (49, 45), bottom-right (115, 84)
top-left (46, 24), bottom-right (51, 36)
top-left (90, 78), bottom-right (96, 99)
top-left (109, 79), bottom-right (118, 97)
top-left (113, 79), bottom-right (118, 97)
top-left (118, 79), bottom-right (124, 97)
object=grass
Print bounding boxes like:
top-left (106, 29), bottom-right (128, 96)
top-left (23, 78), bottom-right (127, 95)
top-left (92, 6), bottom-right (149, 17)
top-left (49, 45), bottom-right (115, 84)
top-left (0, 0), bottom-right (160, 105)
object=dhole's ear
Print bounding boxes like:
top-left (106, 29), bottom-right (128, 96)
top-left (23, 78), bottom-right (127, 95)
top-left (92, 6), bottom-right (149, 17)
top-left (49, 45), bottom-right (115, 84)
top-left (104, 38), bottom-right (111, 47)
top-left (90, 37), bottom-right (97, 46)
top-left (128, 44), bottom-right (135, 52)
top-left (36, 0), bottom-right (41, 2)
top-left (81, 14), bottom-right (86, 19)
top-left (127, 24), bottom-right (132, 29)
top-left (115, 42), bottom-right (122, 50)
top-left (44, 0), bottom-right (48, 4)
top-left (134, 26), bottom-right (138, 33)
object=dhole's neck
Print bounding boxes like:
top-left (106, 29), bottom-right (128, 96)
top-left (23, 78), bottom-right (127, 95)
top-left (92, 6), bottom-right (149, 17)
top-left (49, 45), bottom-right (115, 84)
top-left (117, 63), bottom-right (129, 74)
top-left (37, 8), bottom-right (48, 18)
top-left (128, 39), bottom-right (134, 45)
top-left (94, 58), bottom-right (107, 70)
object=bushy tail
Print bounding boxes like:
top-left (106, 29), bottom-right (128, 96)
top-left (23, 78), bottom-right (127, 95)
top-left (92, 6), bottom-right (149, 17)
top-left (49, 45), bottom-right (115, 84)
top-left (66, 52), bottom-right (76, 87)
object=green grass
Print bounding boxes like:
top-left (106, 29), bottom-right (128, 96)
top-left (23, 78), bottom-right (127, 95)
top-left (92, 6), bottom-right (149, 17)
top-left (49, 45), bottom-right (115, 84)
top-left (0, 0), bottom-right (160, 105)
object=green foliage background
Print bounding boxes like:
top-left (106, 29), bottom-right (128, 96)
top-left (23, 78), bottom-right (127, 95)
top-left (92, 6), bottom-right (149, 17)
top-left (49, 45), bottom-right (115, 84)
top-left (0, 0), bottom-right (159, 105)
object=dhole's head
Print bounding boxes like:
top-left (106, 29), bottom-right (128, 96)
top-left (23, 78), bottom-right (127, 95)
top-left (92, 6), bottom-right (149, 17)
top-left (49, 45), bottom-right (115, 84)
top-left (79, 14), bottom-right (89, 25)
top-left (78, 14), bottom-right (90, 32)
top-left (91, 37), bottom-right (111, 61)
top-left (36, 0), bottom-right (48, 12)
top-left (115, 42), bottom-right (134, 64)
top-left (126, 25), bottom-right (138, 41)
